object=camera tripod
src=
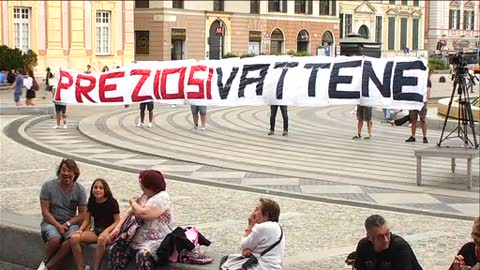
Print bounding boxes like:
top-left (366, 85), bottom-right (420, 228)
top-left (437, 68), bottom-right (479, 149)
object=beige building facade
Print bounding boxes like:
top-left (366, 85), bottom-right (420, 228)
top-left (0, 0), bottom-right (135, 73)
top-left (424, 0), bottom-right (479, 51)
top-left (134, 0), bottom-right (339, 61)
top-left (339, 0), bottom-right (425, 54)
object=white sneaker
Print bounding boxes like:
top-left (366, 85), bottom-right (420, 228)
top-left (200, 126), bottom-right (207, 131)
top-left (52, 125), bottom-right (59, 129)
top-left (147, 122), bottom-right (153, 128)
top-left (193, 125), bottom-right (198, 130)
top-left (171, 104), bottom-right (176, 108)
top-left (136, 122), bottom-right (144, 128)
top-left (62, 125), bottom-right (67, 129)
top-left (37, 261), bottom-right (48, 270)
top-left (84, 265), bottom-right (91, 270)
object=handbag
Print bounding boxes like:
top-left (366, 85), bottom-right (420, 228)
top-left (114, 212), bottom-right (142, 245)
top-left (32, 79), bottom-right (39, 91)
top-left (219, 226), bottom-right (283, 270)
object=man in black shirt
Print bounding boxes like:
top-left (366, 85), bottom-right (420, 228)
top-left (354, 214), bottom-right (423, 270)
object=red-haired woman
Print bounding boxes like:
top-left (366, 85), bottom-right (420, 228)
top-left (108, 170), bottom-right (175, 270)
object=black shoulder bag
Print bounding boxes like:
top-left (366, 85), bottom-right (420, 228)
top-left (241, 226), bottom-right (283, 270)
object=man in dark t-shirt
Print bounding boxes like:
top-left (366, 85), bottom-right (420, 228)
top-left (355, 214), bottom-right (423, 270)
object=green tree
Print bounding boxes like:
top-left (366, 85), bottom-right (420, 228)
top-left (0, 45), bottom-right (24, 71)
top-left (23, 49), bottom-right (38, 70)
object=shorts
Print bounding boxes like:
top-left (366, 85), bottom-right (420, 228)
top-left (356, 105), bottom-right (372, 121)
top-left (40, 220), bottom-right (80, 242)
top-left (190, 105), bottom-right (207, 116)
top-left (14, 92), bottom-right (21, 103)
top-left (54, 104), bottom-right (67, 113)
top-left (140, 101), bottom-right (154, 112)
top-left (409, 104), bottom-right (427, 119)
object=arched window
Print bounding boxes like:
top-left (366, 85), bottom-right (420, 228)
top-left (321, 30), bottom-right (334, 45)
top-left (270, 28), bottom-right (284, 55)
top-left (297, 29), bottom-right (310, 52)
top-left (358, 25), bottom-right (369, 39)
top-left (208, 20), bottom-right (226, 59)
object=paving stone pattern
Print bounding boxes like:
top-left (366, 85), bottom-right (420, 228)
top-left (21, 105), bottom-right (480, 218)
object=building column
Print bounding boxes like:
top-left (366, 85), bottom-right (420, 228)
top-left (84, 1), bottom-right (92, 56)
top-left (1, 1), bottom-right (8, 45)
top-left (38, 1), bottom-right (47, 56)
top-left (117, 1), bottom-right (124, 56)
top-left (62, 1), bottom-right (70, 56)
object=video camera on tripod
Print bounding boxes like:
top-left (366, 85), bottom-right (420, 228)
top-left (438, 51), bottom-right (479, 149)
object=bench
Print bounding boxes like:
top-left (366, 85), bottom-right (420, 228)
top-left (414, 146), bottom-right (480, 189)
top-left (0, 211), bottom-right (220, 270)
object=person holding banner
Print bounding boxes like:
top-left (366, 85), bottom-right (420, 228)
top-left (352, 105), bottom-right (372, 140)
top-left (137, 101), bottom-right (154, 128)
top-left (268, 105), bottom-right (288, 136)
top-left (405, 73), bottom-right (431, 144)
top-left (191, 105), bottom-right (207, 130)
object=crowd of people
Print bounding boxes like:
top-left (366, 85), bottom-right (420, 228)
top-left (35, 159), bottom-right (478, 270)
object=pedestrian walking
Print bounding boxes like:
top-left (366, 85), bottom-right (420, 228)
top-left (9, 68), bottom-right (25, 106)
top-left (25, 68), bottom-right (39, 106)
top-left (44, 67), bottom-right (55, 99)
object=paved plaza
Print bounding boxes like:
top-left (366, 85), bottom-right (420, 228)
top-left (0, 75), bottom-right (479, 269)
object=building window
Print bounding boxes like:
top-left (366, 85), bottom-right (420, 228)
top-left (13, 7), bottom-right (30, 53)
top-left (339, 13), bottom-right (344, 39)
top-left (340, 13), bottom-right (353, 38)
top-left (96, 11), bottom-right (111, 55)
top-left (449, 9), bottom-right (461, 30)
top-left (250, 0), bottom-right (260, 14)
top-left (388, 17), bottom-right (395, 50)
top-left (389, 0), bottom-right (396, 4)
top-left (214, 0), bottom-right (224, 11)
top-left (319, 0), bottom-right (330, 15)
top-left (297, 29), bottom-right (310, 52)
top-left (464, 10), bottom-right (475, 30)
top-left (248, 31), bottom-right (262, 55)
top-left (319, 0), bottom-right (336, 15)
top-left (295, 0), bottom-right (312, 14)
top-left (412, 18), bottom-right (419, 50)
top-left (171, 29), bottom-right (186, 60)
top-left (413, 0), bottom-right (419, 6)
top-left (135, 31), bottom-right (149, 55)
top-left (344, 14), bottom-right (353, 37)
top-left (358, 25), bottom-right (369, 39)
top-left (268, 0), bottom-right (287, 13)
top-left (401, 0), bottom-right (407, 5)
top-left (135, 0), bottom-right (149, 8)
top-left (172, 0), bottom-right (184, 9)
top-left (400, 17), bottom-right (407, 50)
top-left (270, 28), bottom-right (284, 55)
top-left (375, 16), bottom-right (382, 44)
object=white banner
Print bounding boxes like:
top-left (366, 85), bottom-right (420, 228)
top-left (53, 56), bottom-right (429, 110)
